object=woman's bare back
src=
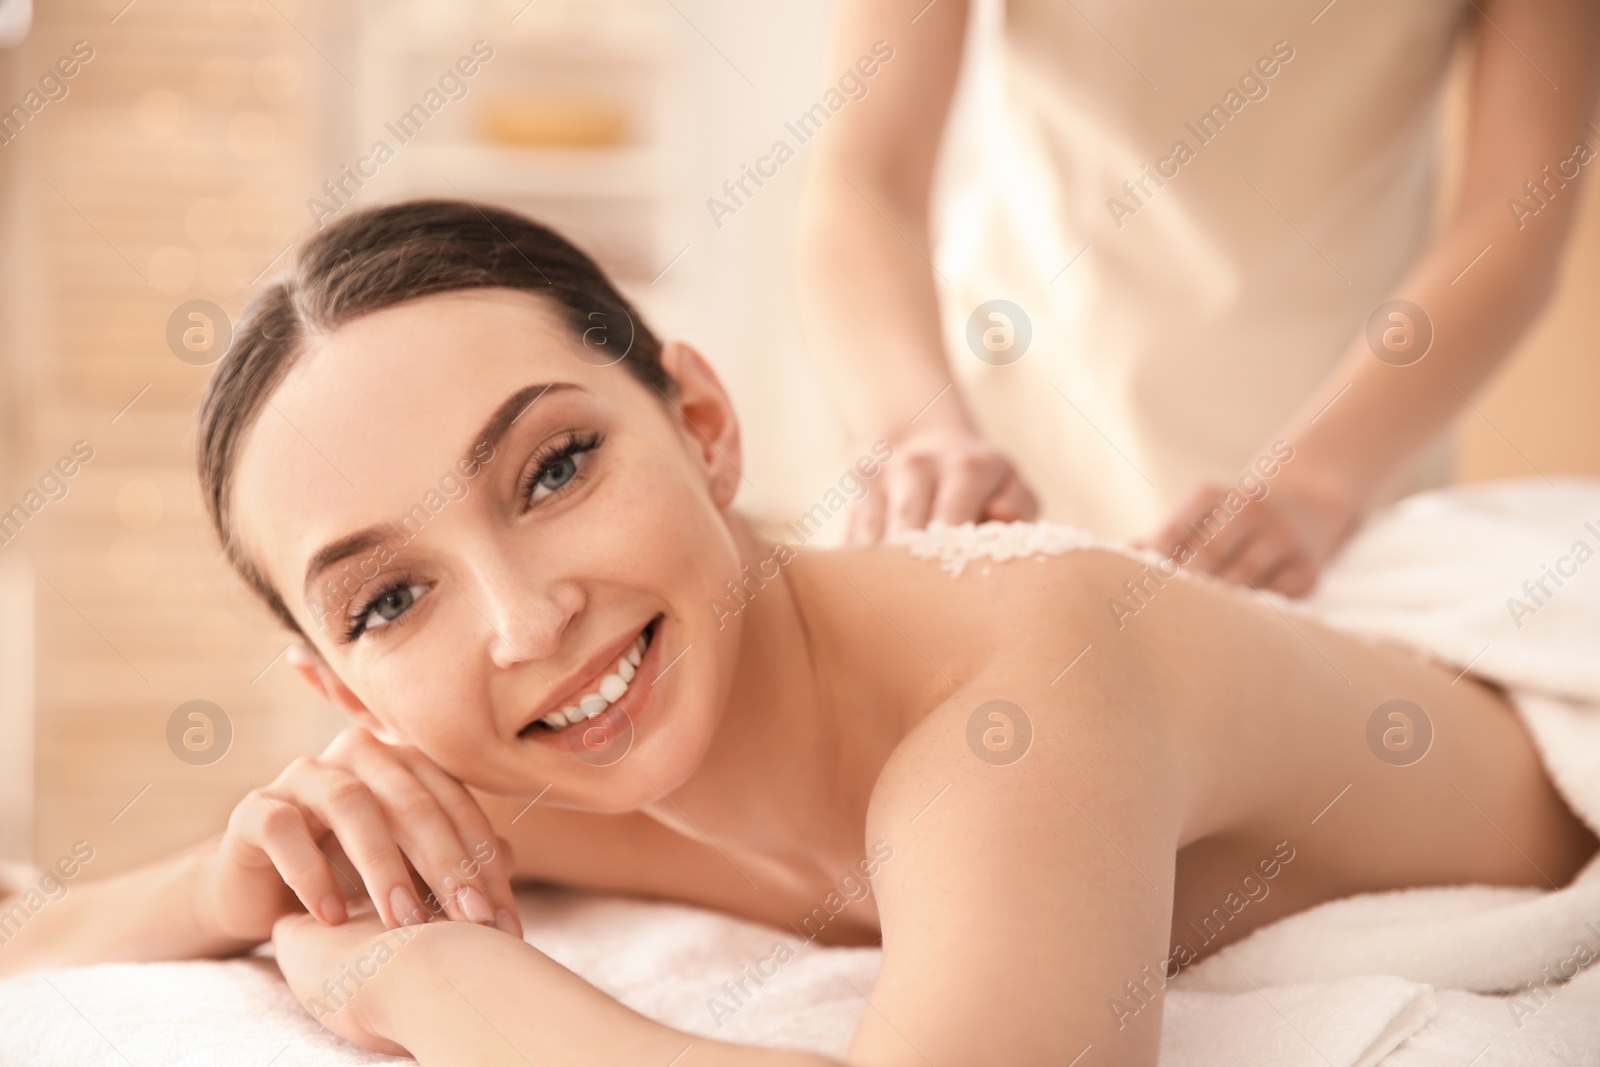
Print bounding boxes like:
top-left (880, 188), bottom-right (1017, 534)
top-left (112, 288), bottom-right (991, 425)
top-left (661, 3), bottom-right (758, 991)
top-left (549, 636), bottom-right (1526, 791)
top-left (483, 538), bottom-right (1596, 973)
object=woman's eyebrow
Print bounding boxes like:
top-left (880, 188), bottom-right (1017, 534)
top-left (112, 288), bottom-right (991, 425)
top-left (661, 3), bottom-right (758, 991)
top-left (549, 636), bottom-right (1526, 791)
top-left (472, 381), bottom-right (582, 464)
top-left (302, 528), bottom-right (387, 603)
top-left (299, 381), bottom-right (582, 599)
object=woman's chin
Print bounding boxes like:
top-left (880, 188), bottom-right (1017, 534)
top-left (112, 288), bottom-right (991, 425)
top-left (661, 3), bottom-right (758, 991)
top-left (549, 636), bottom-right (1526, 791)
top-left (528, 722), bottom-right (715, 815)
top-left (511, 650), bottom-right (724, 814)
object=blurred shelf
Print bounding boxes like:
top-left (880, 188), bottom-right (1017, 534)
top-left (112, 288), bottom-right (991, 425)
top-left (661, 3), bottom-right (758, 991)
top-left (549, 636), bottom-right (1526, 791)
top-left (386, 142), bottom-right (665, 202)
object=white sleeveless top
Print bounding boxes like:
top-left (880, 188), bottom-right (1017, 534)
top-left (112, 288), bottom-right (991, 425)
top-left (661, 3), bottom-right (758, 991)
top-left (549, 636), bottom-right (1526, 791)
top-left (934, 0), bottom-right (1471, 540)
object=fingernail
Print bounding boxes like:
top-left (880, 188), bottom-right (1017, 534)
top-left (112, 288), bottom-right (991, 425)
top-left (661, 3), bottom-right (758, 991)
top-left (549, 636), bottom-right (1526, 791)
top-left (494, 908), bottom-right (521, 937)
top-left (320, 893), bottom-right (346, 924)
top-left (459, 885), bottom-right (494, 925)
top-left (390, 885), bottom-right (425, 926)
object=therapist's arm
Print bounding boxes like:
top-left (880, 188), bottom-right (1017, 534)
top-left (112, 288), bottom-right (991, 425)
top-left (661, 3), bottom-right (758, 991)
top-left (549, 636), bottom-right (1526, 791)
top-left (795, 0), bottom-right (1039, 541)
top-left (1147, 0), bottom-right (1600, 595)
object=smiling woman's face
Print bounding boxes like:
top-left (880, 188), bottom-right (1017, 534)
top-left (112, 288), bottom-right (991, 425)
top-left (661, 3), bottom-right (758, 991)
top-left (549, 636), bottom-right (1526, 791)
top-left (230, 288), bottom-right (747, 809)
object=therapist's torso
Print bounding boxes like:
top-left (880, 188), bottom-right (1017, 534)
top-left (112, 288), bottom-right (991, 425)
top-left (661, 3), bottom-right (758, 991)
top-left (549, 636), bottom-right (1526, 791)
top-left (936, 0), bottom-right (1471, 538)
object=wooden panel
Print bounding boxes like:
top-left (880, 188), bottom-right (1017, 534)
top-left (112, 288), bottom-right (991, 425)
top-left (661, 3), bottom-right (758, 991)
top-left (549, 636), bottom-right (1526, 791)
top-left (6, 0), bottom-right (338, 877)
top-left (1455, 159), bottom-right (1600, 482)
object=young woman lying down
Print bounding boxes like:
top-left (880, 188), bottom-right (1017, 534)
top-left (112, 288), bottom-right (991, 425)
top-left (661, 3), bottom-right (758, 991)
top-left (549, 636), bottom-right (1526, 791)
top-left (4, 201), bottom-right (1593, 1067)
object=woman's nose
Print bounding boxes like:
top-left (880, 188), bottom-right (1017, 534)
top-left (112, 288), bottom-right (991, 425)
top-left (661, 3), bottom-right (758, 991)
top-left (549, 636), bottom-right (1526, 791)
top-left (466, 564), bottom-right (584, 671)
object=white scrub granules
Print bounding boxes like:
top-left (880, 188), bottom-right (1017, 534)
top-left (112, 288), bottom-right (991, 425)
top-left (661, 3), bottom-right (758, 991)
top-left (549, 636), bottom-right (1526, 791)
top-left (887, 520), bottom-right (1153, 577)
top-left (886, 522), bottom-right (1382, 658)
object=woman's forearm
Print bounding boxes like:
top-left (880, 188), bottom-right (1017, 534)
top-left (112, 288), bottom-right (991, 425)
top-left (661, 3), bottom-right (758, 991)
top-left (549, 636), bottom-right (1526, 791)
top-left (379, 923), bottom-right (841, 1067)
top-left (1272, 194), bottom-right (1569, 509)
top-left (0, 837), bottom-right (257, 978)
top-left (1265, 0), bottom-right (1600, 510)
top-left (795, 173), bottom-right (970, 441)
top-left (793, 0), bottom-right (973, 444)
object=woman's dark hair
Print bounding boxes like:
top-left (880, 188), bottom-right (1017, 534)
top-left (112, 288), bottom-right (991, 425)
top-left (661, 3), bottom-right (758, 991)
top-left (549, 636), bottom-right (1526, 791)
top-left (197, 198), bottom-right (672, 635)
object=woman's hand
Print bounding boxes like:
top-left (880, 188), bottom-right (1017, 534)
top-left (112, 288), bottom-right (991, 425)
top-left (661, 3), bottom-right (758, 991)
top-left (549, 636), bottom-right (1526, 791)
top-left (1138, 470), bottom-right (1359, 597)
top-left (849, 418), bottom-right (1039, 543)
top-left (272, 910), bottom-right (432, 1056)
top-left (196, 726), bottom-right (522, 944)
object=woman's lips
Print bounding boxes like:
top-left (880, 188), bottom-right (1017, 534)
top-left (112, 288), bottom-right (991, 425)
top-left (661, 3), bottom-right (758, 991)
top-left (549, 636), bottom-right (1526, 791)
top-left (520, 615), bottom-right (665, 758)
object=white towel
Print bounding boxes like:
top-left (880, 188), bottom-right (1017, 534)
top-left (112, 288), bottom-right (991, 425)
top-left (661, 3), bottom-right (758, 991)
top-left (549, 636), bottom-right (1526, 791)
top-left (1167, 478), bottom-right (1600, 1064)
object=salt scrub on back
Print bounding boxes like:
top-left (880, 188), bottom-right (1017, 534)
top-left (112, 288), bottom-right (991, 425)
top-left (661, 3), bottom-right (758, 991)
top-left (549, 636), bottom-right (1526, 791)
top-left (885, 521), bottom-right (1330, 641)
top-left (886, 520), bottom-right (1136, 577)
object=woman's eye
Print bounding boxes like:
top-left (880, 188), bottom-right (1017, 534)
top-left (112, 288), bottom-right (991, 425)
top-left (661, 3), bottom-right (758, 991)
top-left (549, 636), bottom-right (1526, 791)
top-left (529, 451), bottom-right (586, 503)
top-left (361, 583), bottom-right (427, 632)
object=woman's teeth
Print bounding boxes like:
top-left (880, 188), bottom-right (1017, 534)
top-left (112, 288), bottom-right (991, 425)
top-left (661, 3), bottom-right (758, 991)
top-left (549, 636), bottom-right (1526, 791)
top-left (537, 629), bottom-right (650, 733)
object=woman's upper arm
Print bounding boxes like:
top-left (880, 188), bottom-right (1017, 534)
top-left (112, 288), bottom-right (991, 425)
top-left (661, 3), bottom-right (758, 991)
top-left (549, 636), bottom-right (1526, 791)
top-left (1456, 0), bottom-right (1600, 223)
top-left (849, 696), bottom-right (1183, 1067)
top-left (806, 0), bottom-right (970, 205)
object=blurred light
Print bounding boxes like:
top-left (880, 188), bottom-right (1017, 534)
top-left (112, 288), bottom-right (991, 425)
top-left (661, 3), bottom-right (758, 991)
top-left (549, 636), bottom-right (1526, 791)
top-left (0, 0), bottom-right (30, 50)
top-left (226, 111), bottom-right (274, 160)
top-left (185, 198), bottom-right (234, 248)
top-left (135, 89), bottom-right (187, 139)
top-left (115, 481), bottom-right (163, 531)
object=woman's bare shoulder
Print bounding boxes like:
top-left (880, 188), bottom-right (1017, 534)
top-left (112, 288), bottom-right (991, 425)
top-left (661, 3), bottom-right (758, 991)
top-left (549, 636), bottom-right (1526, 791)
top-left (856, 529), bottom-right (1186, 834)
top-left (851, 573), bottom-right (1187, 1064)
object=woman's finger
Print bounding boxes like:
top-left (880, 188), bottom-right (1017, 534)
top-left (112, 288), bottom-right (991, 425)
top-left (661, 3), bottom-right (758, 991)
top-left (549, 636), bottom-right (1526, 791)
top-left (983, 471), bottom-right (1039, 523)
top-left (397, 754), bottom-right (524, 936)
top-left (227, 787), bottom-right (350, 926)
top-left (280, 761), bottom-right (430, 929)
top-left (1140, 484), bottom-right (1220, 559)
top-left (884, 454), bottom-right (938, 537)
top-left (1265, 555), bottom-right (1319, 598)
top-left (1177, 494), bottom-right (1260, 574)
top-left (847, 482), bottom-right (888, 545)
top-left (1215, 529), bottom-right (1293, 589)
top-left (344, 751), bottom-right (497, 928)
top-left (930, 453), bottom-right (1005, 526)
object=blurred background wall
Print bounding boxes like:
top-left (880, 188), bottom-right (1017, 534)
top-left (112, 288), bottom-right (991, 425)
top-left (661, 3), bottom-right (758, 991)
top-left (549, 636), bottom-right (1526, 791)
top-left (0, 0), bottom-right (1595, 875)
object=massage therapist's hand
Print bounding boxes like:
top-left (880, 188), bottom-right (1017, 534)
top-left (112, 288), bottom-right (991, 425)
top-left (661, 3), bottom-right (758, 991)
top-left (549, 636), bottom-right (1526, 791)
top-left (849, 416), bottom-right (1039, 543)
top-left (197, 725), bottom-right (522, 944)
top-left (1138, 470), bottom-right (1360, 598)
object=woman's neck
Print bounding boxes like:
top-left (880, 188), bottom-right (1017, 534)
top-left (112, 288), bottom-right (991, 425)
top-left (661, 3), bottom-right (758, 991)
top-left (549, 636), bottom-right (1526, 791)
top-left (639, 514), bottom-right (923, 886)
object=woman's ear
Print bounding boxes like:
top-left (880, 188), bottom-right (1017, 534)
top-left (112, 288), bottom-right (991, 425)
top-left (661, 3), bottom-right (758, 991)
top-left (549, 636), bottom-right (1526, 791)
top-left (286, 642), bottom-right (403, 744)
top-left (657, 340), bottom-right (743, 509)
